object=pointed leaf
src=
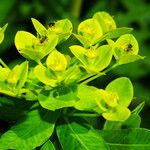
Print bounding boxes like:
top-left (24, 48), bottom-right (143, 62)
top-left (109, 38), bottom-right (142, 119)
top-left (0, 109), bottom-right (58, 150)
top-left (31, 18), bottom-right (47, 36)
top-left (38, 85), bottom-right (78, 111)
top-left (40, 140), bottom-right (55, 150)
top-left (0, 66), bottom-right (10, 81)
top-left (57, 122), bottom-right (109, 150)
top-left (99, 128), bottom-right (150, 149)
top-left (16, 61), bottom-right (28, 89)
top-left (0, 23), bottom-right (8, 44)
top-left (132, 102), bottom-right (145, 115)
top-left (75, 84), bottom-right (98, 111)
top-left (94, 27), bottom-right (133, 44)
top-left (117, 54), bottom-right (144, 65)
top-left (69, 45), bottom-right (87, 65)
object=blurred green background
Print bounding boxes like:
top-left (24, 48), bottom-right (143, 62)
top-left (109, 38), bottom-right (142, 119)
top-left (0, 0), bottom-right (150, 128)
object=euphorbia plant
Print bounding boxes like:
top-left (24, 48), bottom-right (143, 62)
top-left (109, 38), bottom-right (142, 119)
top-left (0, 12), bottom-right (149, 150)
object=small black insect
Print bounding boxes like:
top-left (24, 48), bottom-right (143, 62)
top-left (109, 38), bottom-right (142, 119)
top-left (125, 44), bottom-right (133, 52)
top-left (49, 22), bottom-right (55, 27)
top-left (40, 36), bottom-right (47, 43)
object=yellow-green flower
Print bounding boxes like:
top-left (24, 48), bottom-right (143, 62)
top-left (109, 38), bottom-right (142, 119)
top-left (95, 77), bottom-right (133, 121)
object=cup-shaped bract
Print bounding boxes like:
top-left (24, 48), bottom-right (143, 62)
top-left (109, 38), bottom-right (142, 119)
top-left (77, 18), bottom-right (103, 46)
top-left (95, 77), bottom-right (133, 121)
top-left (48, 19), bottom-right (73, 43)
top-left (93, 11), bottom-right (116, 33)
top-left (113, 34), bottom-right (144, 65)
top-left (34, 64), bottom-right (57, 87)
top-left (6, 61), bottom-right (28, 89)
top-left (113, 34), bottom-right (139, 59)
top-left (15, 31), bottom-right (58, 63)
top-left (46, 50), bottom-right (67, 72)
top-left (70, 45), bottom-right (113, 73)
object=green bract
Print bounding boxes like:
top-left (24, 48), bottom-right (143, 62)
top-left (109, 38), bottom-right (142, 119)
top-left (93, 11), bottom-right (116, 33)
top-left (0, 61), bottom-right (28, 97)
top-left (76, 18), bottom-right (103, 46)
top-left (0, 23), bottom-right (8, 44)
top-left (95, 77), bottom-right (133, 121)
top-left (48, 19), bottom-right (73, 43)
top-left (70, 45), bottom-right (113, 73)
top-left (46, 50), bottom-right (67, 72)
top-left (0, 11), bottom-right (147, 150)
top-left (113, 34), bottom-right (144, 65)
top-left (15, 31), bottom-right (58, 63)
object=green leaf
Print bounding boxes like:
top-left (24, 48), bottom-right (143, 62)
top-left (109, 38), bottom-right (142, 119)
top-left (94, 27), bottom-right (133, 44)
top-left (57, 122), bottom-right (109, 150)
top-left (93, 11), bottom-right (116, 33)
top-left (123, 113), bottom-right (141, 128)
top-left (40, 140), bottom-right (55, 150)
top-left (99, 128), bottom-right (150, 149)
top-left (38, 84), bottom-right (78, 111)
top-left (0, 96), bottom-right (30, 121)
top-left (0, 109), bottom-right (58, 150)
top-left (34, 64), bottom-right (57, 87)
top-left (132, 102), bottom-right (145, 115)
top-left (104, 121), bottom-right (122, 130)
top-left (64, 65), bottom-right (85, 85)
top-left (104, 113), bottom-right (141, 130)
top-left (75, 84), bottom-right (98, 111)
top-left (0, 23), bottom-right (8, 44)
top-left (0, 66), bottom-right (10, 81)
top-left (106, 77), bottom-right (133, 107)
top-left (0, 82), bottom-right (16, 97)
top-left (104, 27), bottom-right (133, 40)
top-left (16, 61), bottom-right (28, 90)
top-left (31, 18), bottom-right (47, 36)
top-left (117, 54), bottom-right (144, 65)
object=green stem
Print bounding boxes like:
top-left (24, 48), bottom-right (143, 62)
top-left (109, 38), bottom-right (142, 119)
top-left (70, 0), bottom-right (83, 18)
top-left (81, 64), bottom-right (118, 85)
top-left (78, 73), bottom-right (96, 83)
top-left (66, 112), bottom-right (100, 117)
top-left (26, 79), bottom-right (42, 88)
top-left (0, 58), bottom-right (9, 69)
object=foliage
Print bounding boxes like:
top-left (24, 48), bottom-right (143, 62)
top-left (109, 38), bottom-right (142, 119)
top-left (0, 11), bottom-right (150, 150)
